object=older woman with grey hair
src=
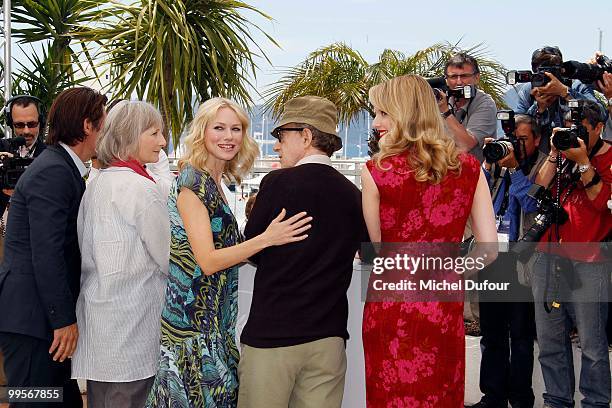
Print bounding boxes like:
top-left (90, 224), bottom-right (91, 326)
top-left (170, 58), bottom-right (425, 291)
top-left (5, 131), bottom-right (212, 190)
top-left (72, 100), bottom-right (170, 407)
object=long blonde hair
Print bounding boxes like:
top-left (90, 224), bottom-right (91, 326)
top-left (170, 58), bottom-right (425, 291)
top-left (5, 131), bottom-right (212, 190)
top-left (370, 74), bottom-right (461, 184)
top-left (179, 97), bottom-right (259, 184)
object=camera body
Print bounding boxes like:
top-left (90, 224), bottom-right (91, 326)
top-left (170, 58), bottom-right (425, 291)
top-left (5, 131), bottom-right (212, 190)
top-left (483, 110), bottom-right (521, 163)
top-left (519, 184), bottom-right (569, 243)
top-left (533, 65), bottom-right (564, 87)
top-left (0, 137), bottom-right (34, 189)
top-left (506, 65), bottom-right (566, 88)
top-left (551, 99), bottom-right (588, 151)
top-left (427, 76), bottom-right (475, 101)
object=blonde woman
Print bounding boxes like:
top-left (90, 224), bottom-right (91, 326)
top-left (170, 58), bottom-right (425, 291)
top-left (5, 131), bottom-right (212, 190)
top-left (146, 98), bottom-right (311, 407)
top-left (73, 100), bottom-right (169, 407)
top-left (361, 75), bottom-right (496, 406)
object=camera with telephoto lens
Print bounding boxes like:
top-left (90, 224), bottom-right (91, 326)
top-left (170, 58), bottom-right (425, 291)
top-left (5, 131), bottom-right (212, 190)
top-left (426, 77), bottom-right (475, 101)
top-left (506, 65), bottom-right (566, 88)
top-left (551, 99), bottom-right (588, 151)
top-left (561, 54), bottom-right (612, 84)
top-left (0, 136), bottom-right (34, 189)
top-left (507, 55), bottom-right (612, 87)
top-left (518, 184), bottom-right (568, 244)
top-left (483, 110), bottom-right (521, 163)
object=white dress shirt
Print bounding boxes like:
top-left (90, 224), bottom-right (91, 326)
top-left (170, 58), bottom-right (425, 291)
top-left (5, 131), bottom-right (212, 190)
top-left (72, 167), bottom-right (170, 382)
top-left (59, 142), bottom-right (87, 177)
top-left (87, 150), bottom-right (174, 200)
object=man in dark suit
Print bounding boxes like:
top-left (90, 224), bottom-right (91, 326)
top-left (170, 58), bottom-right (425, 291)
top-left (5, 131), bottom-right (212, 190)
top-left (0, 87), bottom-right (107, 407)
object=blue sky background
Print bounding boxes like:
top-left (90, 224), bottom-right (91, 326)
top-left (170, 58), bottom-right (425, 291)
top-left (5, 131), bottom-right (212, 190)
top-left (234, 0), bottom-right (612, 156)
top-left (245, 0), bottom-right (612, 102)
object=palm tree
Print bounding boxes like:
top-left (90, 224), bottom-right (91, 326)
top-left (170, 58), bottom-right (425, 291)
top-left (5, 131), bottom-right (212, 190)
top-left (265, 41), bottom-right (508, 124)
top-left (13, 44), bottom-right (91, 110)
top-left (80, 0), bottom-right (278, 148)
top-left (11, 0), bottom-right (106, 85)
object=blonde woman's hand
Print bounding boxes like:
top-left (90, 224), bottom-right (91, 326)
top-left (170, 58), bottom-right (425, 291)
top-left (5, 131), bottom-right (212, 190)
top-left (262, 209), bottom-right (312, 246)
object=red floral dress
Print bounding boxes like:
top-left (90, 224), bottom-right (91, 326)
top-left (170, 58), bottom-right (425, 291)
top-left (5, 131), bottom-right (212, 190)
top-left (363, 153), bottom-right (480, 407)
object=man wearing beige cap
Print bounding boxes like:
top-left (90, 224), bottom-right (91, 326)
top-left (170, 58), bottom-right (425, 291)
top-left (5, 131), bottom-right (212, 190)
top-left (238, 96), bottom-right (368, 408)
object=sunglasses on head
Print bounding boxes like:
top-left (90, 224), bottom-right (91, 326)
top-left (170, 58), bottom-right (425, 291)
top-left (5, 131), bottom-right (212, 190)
top-left (532, 46), bottom-right (562, 58)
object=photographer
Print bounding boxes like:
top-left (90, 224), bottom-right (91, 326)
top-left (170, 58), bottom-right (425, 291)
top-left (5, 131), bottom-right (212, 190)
top-left (0, 95), bottom-right (47, 218)
top-left (515, 46), bottom-right (598, 152)
top-left (531, 99), bottom-right (611, 408)
top-left (470, 114), bottom-right (546, 408)
top-left (437, 53), bottom-right (497, 163)
top-left (595, 69), bottom-right (612, 142)
top-left (2, 95), bottom-right (46, 158)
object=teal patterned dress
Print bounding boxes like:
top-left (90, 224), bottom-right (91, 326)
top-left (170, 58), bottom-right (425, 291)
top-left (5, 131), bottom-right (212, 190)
top-left (147, 164), bottom-right (241, 407)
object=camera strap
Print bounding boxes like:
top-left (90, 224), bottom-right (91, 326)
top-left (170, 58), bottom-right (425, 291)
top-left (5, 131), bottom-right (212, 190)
top-left (518, 141), bottom-right (537, 173)
top-left (587, 137), bottom-right (604, 161)
top-left (497, 171), bottom-right (512, 218)
top-left (543, 248), bottom-right (562, 313)
top-left (453, 92), bottom-right (475, 124)
top-left (543, 152), bottom-right (568, 313)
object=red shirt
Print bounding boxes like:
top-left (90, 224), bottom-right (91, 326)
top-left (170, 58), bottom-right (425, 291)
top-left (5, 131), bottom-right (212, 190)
top-left (539, 145), bottom-right (612, 261)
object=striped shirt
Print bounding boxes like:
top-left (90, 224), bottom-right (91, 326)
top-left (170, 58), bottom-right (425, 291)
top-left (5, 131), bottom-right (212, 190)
top-left (72, 167), bottom-right (170, 382)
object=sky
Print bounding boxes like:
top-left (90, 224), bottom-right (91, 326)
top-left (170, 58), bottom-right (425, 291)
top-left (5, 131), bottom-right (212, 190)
top-left (4, 0), bottom-right (611, 105)
top-left (242, 0), bottom-right (612, 103)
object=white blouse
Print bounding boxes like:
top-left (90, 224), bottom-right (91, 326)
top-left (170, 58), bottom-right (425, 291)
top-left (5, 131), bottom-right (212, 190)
top-left (72, 167), bottom-right (170, 382)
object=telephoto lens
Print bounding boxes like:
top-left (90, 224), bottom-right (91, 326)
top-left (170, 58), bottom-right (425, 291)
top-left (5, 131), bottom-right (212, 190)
top-left (483, 140), bottom-right (512, 163)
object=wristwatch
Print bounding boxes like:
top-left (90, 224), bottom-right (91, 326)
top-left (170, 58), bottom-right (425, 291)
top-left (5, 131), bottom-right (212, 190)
top-left (577, 162), bottom-right (591, 173)
top-left (441, 110), bottom-right (453, 119)
top-left (507, 167), bottom-right (520, 175)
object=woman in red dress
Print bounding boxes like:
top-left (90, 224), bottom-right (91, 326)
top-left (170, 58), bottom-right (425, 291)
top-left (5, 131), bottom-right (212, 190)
top-left (361, 74), bottom-right (497, 407)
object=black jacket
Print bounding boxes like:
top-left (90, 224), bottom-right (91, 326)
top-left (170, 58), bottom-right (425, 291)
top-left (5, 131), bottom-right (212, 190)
top-left (0, 138), bottom-right (47, 215)
top-left (242, 163), bottom-right (369, 348)
top-left (0, 145), bottom-right (85, 340)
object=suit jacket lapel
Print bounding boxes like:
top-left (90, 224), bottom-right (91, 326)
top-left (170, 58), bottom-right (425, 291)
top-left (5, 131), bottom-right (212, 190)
top-left (47, 144), bottom-right (85, 195)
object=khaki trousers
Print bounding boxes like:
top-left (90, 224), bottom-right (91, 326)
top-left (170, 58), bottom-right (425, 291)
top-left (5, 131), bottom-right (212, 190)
top-left (238, 337), bottom-right (346, 408)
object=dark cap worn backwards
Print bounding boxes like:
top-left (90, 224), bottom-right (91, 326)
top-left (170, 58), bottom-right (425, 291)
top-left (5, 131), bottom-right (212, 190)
top-left (275, 96), bottom-right (338, 136)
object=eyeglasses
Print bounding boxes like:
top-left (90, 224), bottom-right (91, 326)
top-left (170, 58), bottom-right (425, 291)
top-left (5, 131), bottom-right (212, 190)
top-left (13, 121), bottom-right (39, 129)
top-left (271, 127), bottom-right (304, 140)
top-left (445, 73), bottom-right (476, 81)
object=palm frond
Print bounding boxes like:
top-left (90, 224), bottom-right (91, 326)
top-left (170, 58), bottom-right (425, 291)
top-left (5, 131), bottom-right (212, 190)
top-left (263, 43), bottom-right (370, 124)
top-left (78, 0), bottom-right (278, 148)
top-left (265, 40), bottom-right (508, 125)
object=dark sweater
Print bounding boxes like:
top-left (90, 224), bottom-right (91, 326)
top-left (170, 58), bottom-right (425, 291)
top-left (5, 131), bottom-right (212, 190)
top-left (242, 163), bottom-right (368, 348)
